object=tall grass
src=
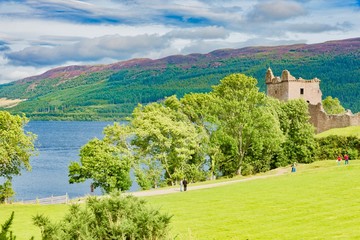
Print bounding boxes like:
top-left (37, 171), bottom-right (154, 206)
top-left (1, 160), bottom-right (360, 239)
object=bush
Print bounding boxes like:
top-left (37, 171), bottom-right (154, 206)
top-left (33, 192), bottom-right (172, 240)
top-left (0, 180), bottom-right (14, 204)
top-left (316, 135), bottom-right (360, 160)
top-left (241, 163), bottom-right (254, 176)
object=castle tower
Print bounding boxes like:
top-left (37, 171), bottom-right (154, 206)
top-left (265, 67), bottom-right (275, 84)
top-left (266, 68), bottom-right (322, 105)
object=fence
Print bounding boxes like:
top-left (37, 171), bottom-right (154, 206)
top-left (21, 194), bottom-right (69, 205)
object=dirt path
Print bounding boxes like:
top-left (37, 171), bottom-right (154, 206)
top-left (129, 167), bottom-right (290, 197)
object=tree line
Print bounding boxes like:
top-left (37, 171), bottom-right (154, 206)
top-left (68, 73), bottom-right (317, 192)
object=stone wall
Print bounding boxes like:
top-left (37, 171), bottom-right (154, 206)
top-left (308, 103), bottom-right (360, 133)
top-left (266, 68), bottom-right (360, 133)
top-left (265, 68), bottom-right (322, 105)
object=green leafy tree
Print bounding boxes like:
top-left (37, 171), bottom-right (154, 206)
top-left (133, 160), bottom-right (163, 190)
top-left (68, 123), bottom-right (133, 193)
top-left (211, 74), bottom-right (284, 175)
top-left (322, 96), bottom-right (346, 114)
top-left (33, 192), bottom-right (172, 240)
top-left (209, 129), bottom-right (238, 176)
top-left (0, 111), bottom-right (36, 203)
top-left (275, 99), bottom-right (317, 165)
top-left (131, 96), bottom-right (205, 186)
top-left (0, 181), bottom-right (14, 204)
top-left (180, 93), bottom-right (218, 179)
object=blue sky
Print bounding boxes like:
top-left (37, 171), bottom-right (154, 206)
top-left (0, 0), bottom-right (359, 83)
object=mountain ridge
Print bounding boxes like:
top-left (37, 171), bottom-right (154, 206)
top-left (0, 37), bottom-right (359, 121)
top-left (17, 37), bottom-right (360, 84)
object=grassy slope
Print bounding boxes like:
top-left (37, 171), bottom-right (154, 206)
top-left (1, 160), bottom-right (360, 239)
top-left (316, 126), bottom-right (360, 138)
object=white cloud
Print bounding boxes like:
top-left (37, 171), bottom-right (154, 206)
top-left (0, 0), bottom-right (359, 83)
top-left (6, 34), bottom-right (170, 66)
top-left (166, 26), bottom-right (230, 40)
top-left (246, 0), bottom-right (307, 23)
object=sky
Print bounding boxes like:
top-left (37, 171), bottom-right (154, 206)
top-left (0, 0), bottom-right (359, 84)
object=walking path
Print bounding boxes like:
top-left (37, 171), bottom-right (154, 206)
top-left (129, 167), bottom-right (289, 197)
top-left (18, 167), bottom-right (290, 204)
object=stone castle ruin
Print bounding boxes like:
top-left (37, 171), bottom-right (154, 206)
top-left (265, 68), bottom-right (360, 133)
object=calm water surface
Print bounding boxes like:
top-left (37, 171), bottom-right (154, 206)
top-left (12, 121), bottom-right (138, 201)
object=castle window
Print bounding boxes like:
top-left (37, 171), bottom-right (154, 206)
top-left (300, 88), bottom-right (304, 95)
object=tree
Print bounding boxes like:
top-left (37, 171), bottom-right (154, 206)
top-left (0, 111), bottom-right (36, 203)
top-left (68, 123), bottom-right (133, 193)
top-left (33, 192), bottom-right (172, 240)
top-left (0, 181), bottom-right (14, 204)
top-left (180, 93), bottom-right (218, 179)
top-left (131, 96), bottom-right (206, 186)
top-left (210, 129), bottom-right (238, 176)
top-left (322, 96), bottom-right (346, 114)
top-left (275, 99), bottom-right (317, 165)
top-left (211, 74), bottom-right (284, 175)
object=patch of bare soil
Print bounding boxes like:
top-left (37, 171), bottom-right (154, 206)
top-left (0, 98), bottom-right (26, 108)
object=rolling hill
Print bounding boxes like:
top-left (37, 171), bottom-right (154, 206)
top-left (0, 37), bottom-right (359, 120)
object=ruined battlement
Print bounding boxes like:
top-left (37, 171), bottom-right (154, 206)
top-left (265, 69), bottom-right (320, 84)
top-left (265, 68), bottom-right (322, 105)
top-left (265, 68), bottom-right (360, 133)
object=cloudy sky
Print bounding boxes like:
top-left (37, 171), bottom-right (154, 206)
top-left (0, 0), bottom-right (359, 84)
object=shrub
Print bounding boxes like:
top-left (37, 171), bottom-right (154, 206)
top-left (33, 191), bottom-right (172, 240)
top-left (316, 135), bottom-right (360, 160)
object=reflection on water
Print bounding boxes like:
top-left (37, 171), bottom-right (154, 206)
top-left (12, 121), bottom-right (138, 201)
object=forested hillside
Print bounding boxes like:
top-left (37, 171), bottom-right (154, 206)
top-left (0, 38), bottom-right (359, 120)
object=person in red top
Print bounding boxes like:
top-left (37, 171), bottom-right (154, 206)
top-left (337, 155), bottom-right (342, 165)
top-left (344, 154), bottom-right (349, 165)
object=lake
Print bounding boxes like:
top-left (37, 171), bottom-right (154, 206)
top-left (12, 121), bottom-right (139, 201)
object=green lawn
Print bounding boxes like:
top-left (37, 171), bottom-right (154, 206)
top-left (2, 160), bottom-right (360, 239)
top-left (316, 126), bottom-right (360, 138)
top-left (146, 160), bottom-right (360, 239)
top-left (0, 204), bottom-right (68, 239)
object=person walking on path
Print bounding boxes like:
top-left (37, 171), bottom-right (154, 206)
top-left (344, 154), bottom-right (349, 165)
top-left (182, 179), bottom-right (188, 191)
top-left (337, 155), bottom-right (342, 165)
top-left (180, 179), bottom-right (183, 192)
top-left (291, 162), bottom-right (297, 172)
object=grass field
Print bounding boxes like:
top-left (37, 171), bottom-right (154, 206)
top-left (316, 126), bottom-right (360, 138)
top-left (1, 160), bottom-right (360, 239)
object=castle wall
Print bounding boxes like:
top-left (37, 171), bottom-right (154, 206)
top-left (287, 80), bottom-right (321, 105)
top-left (308, 103), bottom-right (360, 133)
top-left (267, 80), bottom-right (321, 104)
top-left (266, 68), bottom-right (360, 133)
top-left (266, 81), bottom-right (289, 101)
